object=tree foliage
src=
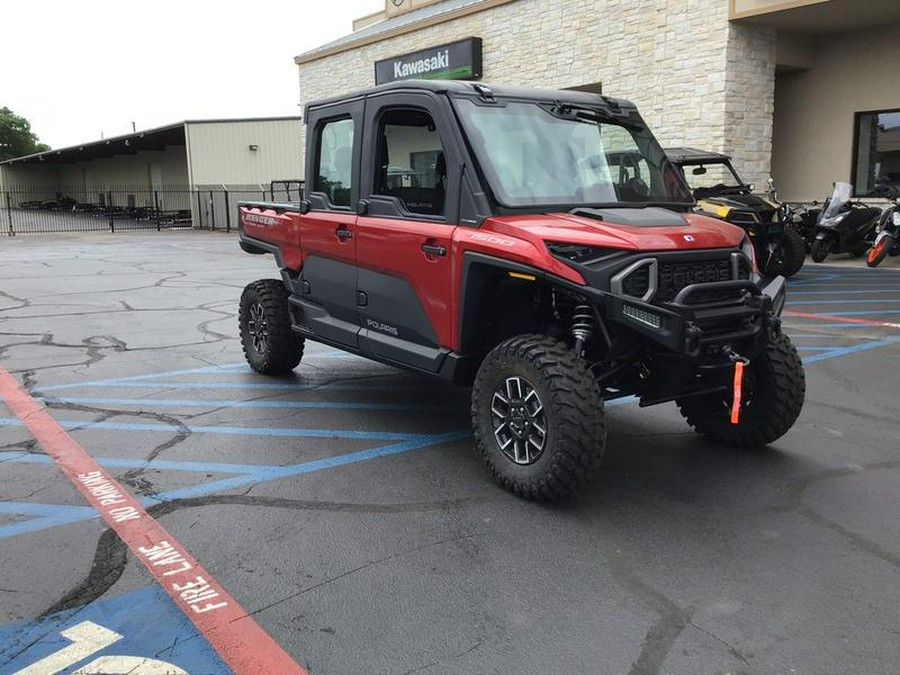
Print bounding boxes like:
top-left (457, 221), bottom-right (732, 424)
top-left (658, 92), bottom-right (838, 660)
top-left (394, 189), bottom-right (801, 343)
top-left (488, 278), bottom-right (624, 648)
top-left (0, 107), bottom-right (51, 160)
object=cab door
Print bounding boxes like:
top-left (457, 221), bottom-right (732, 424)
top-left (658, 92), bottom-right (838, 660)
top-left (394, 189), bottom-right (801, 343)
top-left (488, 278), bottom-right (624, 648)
top-left (355, 93), bottom-right (459, 372)
top-left (298, 100), bottom-right (364, 348)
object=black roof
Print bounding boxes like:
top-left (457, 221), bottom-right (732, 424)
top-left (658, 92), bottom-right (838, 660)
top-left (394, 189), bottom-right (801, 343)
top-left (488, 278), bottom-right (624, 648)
top-left (307, 79), bottom-right (636, 114)
top-left (664, 147), bottom-right (733, 165)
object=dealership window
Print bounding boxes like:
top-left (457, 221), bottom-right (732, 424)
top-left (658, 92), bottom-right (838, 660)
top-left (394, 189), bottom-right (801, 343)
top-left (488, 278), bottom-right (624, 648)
top-left (853, 109), bottom-right (900, 196)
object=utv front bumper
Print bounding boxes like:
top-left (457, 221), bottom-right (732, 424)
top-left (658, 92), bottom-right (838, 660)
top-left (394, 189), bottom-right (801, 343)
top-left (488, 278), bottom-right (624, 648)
top-left (597, 275), bottom-right (785, 358)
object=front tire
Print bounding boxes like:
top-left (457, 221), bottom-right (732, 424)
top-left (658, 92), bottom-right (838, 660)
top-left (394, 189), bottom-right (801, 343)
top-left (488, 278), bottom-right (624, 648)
top-left (763, 228), bottom-right (806, 277)
top-left (811, 237), bottom-right (831, 263)
top-left (471, 335), bottom-right (606, 501)
top-left (676, 333), bottom-right (805, 448)
top-left (239, 279), bottom-right (304, 374)
top-left (866, 236), bottom-right (892, 267)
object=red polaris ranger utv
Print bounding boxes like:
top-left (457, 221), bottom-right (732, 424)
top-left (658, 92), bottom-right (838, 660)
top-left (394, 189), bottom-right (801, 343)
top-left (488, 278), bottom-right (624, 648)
top-left (237, 81), bottom-right (805, 501)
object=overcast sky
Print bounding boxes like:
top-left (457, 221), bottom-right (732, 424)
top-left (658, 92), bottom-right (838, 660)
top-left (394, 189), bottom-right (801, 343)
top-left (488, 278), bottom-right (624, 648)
top-left (1, 0), bottom-right (383, 149)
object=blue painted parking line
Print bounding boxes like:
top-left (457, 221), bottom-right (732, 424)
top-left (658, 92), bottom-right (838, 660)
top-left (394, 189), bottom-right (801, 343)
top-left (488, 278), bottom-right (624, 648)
top-left (790, 289), bottom-right (900, 296)
top-left (0, 501), bottom-right (98, 538)
top-left (0, 418), bottom-right (427, 441)
top-left (38, 380), bottom-right (445, 392)
top-left (0, 585), bottom-right (227, 674)
top-left (788, 299), bottom-right (900, 305)
top-left (0, 430), bottom-right (471, 540)
top-left (802, 340), bottom-right (898, 363)
top-left (38, 396), bottom-right (446, 412)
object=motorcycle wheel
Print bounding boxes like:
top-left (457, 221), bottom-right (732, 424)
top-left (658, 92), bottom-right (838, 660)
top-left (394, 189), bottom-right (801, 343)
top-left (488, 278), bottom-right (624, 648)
top-left (763, 228), bottom-right (806, 277)
top-left (811, 237), bottom-right (831, 263)
top-left (866, 236), bottom-right (892, 268)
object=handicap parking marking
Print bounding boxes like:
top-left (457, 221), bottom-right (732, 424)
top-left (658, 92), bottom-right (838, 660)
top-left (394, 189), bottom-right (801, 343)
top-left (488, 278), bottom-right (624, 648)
top-left (0, 367), bottom-right (308, 675)
top-left (0, 585), bottom-right (228, 674)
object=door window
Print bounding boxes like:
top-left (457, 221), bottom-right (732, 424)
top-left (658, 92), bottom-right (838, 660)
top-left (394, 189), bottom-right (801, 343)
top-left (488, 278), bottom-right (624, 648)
top-left (374, 109), bottom-right (447, 217)
top-left (313, 118), bottom-right (354, 208)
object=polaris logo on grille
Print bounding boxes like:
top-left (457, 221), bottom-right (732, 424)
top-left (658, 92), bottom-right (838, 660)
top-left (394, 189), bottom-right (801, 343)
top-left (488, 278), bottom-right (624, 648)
top-left (683, 235), bottom-right (695, 242)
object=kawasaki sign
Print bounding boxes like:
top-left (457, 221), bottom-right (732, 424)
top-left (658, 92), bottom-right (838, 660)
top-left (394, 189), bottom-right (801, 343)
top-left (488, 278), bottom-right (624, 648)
top-left (375, 37), bottom-right (483, 85)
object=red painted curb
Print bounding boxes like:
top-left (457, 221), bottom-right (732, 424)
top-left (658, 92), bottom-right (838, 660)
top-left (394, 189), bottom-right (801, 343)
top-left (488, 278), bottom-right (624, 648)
top-left (0, 367), bottom-right (308, 675)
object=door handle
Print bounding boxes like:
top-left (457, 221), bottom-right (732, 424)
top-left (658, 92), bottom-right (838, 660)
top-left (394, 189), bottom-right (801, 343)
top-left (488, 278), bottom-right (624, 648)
top-left (335, 226), bottom-right (353, 241)
top-left (421, 243), bottom-right (446, 257)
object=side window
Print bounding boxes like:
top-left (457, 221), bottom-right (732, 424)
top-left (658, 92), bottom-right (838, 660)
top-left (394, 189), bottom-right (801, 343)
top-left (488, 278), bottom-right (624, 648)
top-left (314, 118), bottom-right (354, 208)
top-left (374, 108), bottom-right (447, 217)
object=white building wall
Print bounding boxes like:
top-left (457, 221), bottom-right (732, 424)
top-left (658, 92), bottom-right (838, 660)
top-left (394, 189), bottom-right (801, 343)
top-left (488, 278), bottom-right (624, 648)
top-left (186, 119), bottom-right (303, 188)
top-left (772, 23), bottom-right (900, 201)
top-left (296, 0), bottom-right (775, 185)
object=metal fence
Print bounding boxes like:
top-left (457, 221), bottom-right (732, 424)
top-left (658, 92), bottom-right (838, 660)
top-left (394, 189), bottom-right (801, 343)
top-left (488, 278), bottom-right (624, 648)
top-left (1, 183), bottom-right (302, 236)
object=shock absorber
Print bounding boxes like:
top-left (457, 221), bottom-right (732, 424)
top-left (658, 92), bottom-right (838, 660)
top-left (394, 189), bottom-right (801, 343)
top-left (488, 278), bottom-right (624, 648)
top-left (571, 304), bottom-right (595, 356)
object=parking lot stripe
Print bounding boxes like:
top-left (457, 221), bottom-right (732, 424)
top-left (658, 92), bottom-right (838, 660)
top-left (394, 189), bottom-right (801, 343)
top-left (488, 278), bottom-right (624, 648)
top-left (0, 418), bottom-right (424, 441)
top-left (38, 396), bottom-right (444, 412)
top-left (0, 367), bottom-right (308, 675)
top-left (784, 310), bottom-right (900, 329)
top-left (39, 380), bottom-right (446, 392)
top-left (788, 299), bottom-right (900, 305)
top-left (801, 340), bottom-right (896, 363)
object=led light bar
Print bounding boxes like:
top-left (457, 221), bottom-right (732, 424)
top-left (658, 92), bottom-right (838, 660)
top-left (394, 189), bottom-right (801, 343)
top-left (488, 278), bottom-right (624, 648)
top-left (623, 304), bottom-right (663, 329)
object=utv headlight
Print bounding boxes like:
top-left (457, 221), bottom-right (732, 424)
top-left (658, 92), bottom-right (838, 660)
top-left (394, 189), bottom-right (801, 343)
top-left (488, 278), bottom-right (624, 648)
top-left (741, 236), bottom-right (757, 274)
top-left (546, 242), bottom-right (622, 264)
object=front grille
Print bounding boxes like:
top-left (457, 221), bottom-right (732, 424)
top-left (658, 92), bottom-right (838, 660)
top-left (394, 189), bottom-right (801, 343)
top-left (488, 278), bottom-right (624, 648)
top-left (622, 265), bottom-right (650, 298)
top-left (656, 259), bottom-right (732, 302)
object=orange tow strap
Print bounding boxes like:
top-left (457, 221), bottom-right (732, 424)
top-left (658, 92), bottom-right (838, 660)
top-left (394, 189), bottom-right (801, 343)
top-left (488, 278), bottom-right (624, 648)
top-left (730, 360), bottom-right (745, 425)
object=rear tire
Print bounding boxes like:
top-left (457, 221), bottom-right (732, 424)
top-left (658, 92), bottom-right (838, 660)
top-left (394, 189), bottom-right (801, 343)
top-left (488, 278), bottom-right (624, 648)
top-left (471, 335), bottom-right (606, 501)
top-left (676, 333), bottom-right (805, 448)
top-left (866, 236), bottom-right (891, 267)
top-left (811, 237), bottom-right (831, 263)
top-left (239, 279), bottom-right (304, 375)
top-left (763, 228), bottom-right (806, 277)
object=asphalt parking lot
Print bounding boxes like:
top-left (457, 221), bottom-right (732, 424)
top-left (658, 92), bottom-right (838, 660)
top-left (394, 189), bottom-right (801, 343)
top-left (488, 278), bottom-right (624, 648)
top-left (1, 231), bottom-right (899, 675)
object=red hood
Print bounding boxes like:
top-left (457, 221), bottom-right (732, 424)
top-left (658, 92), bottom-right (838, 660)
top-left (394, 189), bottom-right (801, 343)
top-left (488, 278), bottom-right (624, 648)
top-left (484, 210), bottom-right (745, 251)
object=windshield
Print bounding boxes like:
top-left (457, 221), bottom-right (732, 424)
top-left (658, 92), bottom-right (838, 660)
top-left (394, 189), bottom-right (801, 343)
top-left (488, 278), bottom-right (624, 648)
top-left (823, 182), bottom-right (853, 219)
top-left (679, 161), bottom-right (745, 196)
top-left (453, 99), bottom-right (692, 208)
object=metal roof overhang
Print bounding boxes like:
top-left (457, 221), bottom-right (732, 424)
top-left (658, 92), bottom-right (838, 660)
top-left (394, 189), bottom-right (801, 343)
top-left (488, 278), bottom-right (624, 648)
top-left (731, 0), bottom-right (900, 33)
top-left (0, 124), bottom-right (186, 167)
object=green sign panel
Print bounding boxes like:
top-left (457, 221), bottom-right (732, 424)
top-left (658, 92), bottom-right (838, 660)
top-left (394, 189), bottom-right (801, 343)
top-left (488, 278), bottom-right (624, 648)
top-left (375, 37), bottom-right (483, 85)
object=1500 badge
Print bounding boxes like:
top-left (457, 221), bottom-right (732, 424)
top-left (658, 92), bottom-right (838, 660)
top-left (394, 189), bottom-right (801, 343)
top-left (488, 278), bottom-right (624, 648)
top-left (366, 318), bottom-right (399, 336)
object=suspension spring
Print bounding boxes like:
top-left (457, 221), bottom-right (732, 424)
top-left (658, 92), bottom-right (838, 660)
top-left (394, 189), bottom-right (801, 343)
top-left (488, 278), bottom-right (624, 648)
top-left (571, 304), bottom-right (595, 355)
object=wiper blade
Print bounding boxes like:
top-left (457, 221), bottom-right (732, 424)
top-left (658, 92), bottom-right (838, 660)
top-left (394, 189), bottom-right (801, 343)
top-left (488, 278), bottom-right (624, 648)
top-left (545, 103), bottom-right (644, 131)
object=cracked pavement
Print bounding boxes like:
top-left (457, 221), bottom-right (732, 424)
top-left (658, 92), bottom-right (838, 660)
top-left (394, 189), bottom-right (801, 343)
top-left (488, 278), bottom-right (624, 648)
top-left (1, 231), bottom-right (900, 674)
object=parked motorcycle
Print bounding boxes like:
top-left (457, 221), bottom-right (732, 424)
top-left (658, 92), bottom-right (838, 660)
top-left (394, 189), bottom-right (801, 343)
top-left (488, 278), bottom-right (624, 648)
top-left (811, 182), bottom-right (881, 263)
top-left (782, 200), bottom-right (821, 253)
top-left (866, 181), bottom-right (900, 267)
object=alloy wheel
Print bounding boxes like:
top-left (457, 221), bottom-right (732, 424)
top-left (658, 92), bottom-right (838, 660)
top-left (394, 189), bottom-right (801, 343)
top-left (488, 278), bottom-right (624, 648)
top-left (248, 302), bottom-right (268, 354)
top-left (490, 376), bottom-right (547, 465)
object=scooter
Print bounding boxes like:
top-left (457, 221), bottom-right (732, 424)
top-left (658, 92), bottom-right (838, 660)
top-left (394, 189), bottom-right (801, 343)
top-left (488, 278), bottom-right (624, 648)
top-left (866, 180), bottom-right (900, 267)
top-left (811, 182), bottom-right (881, 263)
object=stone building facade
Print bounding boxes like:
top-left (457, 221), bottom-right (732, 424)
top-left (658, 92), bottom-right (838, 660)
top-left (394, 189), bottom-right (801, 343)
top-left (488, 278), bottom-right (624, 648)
top-left (296, 0), bottom-right (900, 201)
